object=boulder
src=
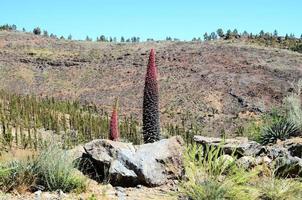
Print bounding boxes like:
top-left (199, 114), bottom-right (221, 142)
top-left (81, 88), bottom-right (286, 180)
top-left (77, 136), bottom-right (184, 187)
top-left (193, 136), bottom-right (266, 157)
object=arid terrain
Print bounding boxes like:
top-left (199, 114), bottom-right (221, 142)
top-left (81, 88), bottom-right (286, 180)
top-left (1, 31), bottom-right (302, 135)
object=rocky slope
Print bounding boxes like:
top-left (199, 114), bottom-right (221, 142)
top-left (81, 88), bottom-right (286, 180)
top-left (0, 31), bottom-right (302, 135)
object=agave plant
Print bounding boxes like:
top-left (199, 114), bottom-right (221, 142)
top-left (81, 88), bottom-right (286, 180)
top-left (259, 119), bottom-right (299, 145)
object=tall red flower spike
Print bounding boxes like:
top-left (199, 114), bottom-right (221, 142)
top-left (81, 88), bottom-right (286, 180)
top-left (109, 98), bottom-right (119, 141)
top-left (142, 49), bottom-right (160, 143)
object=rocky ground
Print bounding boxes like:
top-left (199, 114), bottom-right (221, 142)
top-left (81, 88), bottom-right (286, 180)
top-left (1, 31), bottom-right (302, 135)
top-left (0, 182), bottom-right (176, 200)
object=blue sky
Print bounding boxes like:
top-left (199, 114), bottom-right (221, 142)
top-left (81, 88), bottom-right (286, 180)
top-left (1, 0), bottom-right (301, 41)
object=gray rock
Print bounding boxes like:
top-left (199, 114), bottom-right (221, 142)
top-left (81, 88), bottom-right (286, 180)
top-left (78, 136), bottom-right (184, 187)
top-left (283, 138), bottom-right (302, 158)
top-left (266, 146), bottom-right (289, 159)
top-left (217, 155), bottom-right (235, 169)
top-left (236, 156), bottom-right (256, 169)
top-left (255, 156), bottom-right (272, 165)
top-left (275, 155), bottom-right (302, 177)
top-left (193, 136), bottom-right (266, 157)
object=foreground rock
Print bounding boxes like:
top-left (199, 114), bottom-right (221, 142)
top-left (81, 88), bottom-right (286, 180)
top-left (193, 135), bottom-right (302, 176)
top-left (77, 136), bottom-right (184, 187)
top-left (193, 135), bottom-right (266, 156)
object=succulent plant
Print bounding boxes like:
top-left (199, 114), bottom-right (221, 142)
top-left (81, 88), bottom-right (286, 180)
top-left (142, 49), bottom-right (160, 143)
top-left (109, 98), bottom-right (119, 141)
top-left (259, 119), bottom-right (299, 145)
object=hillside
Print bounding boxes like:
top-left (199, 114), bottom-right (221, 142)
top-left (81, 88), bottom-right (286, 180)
top-left (0, 30), bottom-right (302, 135)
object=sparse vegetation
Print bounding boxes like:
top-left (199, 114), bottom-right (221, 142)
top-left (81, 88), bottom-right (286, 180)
top-left (0, 143), bottom-right (86, 193)
top-left (180, 144), bottom-right (302, 200)
top-left (1, 24), bottom-right (302, 199)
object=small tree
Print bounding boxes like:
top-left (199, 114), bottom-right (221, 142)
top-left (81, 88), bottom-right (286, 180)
top-left (85, 36), bottom-right (92, 41)
top-left (203, 32), bottom-right (209, 41)
top-left (216, 28), bottom-right (224, 38)
top-left (68, 34), bottom-right (72, 40)
top-left (226, 29), bottom-right (232, 39)
top-left (285, 34), bottom-right (289, 40)
top-left (143, 49), bottom-right (160, 143)
top-left (120, 36), bottom-right (125, 42)
top-left (233, 29), bottom-right (238, 36)
top-left (109, 98), bottom-right (119, 141)
top-left (33, 27), bottom-right (41, 35)
top-left (43, 30), bottom-right (49, 37)
top-left (242, 31), bottom-right (249, 37)
top-left (273, 30), bottom-right (278, 37)
top-left (99, 35), bottom-right (106, 42)
top-left (210, 32), bottom-right (217, 40)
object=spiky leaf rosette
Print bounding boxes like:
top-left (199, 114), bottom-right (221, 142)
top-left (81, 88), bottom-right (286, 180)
top-left (259, 120), bottom-right (299, 145)
top-left (143, 49), bottom-right (160, 143)
top-left (109, 98), bottom-right (119, 141)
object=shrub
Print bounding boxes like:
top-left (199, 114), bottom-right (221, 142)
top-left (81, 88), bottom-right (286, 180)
top-left (142, 49), bottom-right (160, 143)
top-left (257, 177), bottom-right (302, 200)
top-left (0, 160), bottom-right (36, 192)
top-left (284, 80), bottom-right (302, 130)
top-left (32, 143), bottom-right (86, 192)
top-left (33, 27), bottom-right (41, 35)
top-left (285, 94), bottom-right (302, 130)
top-left (259, 119), bottom-right (299, 145)
top-left (0, 143), bottom-right (86, 193)
top-left (179, 144), bottom-right (259, 200)
top-left (291, 43), bottom-right (302, 53)
top-left (109, 98), bottom-right (119, 141)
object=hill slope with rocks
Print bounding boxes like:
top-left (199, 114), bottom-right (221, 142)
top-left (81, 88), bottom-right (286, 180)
top-left (0, 31), bottom-right (302, 135)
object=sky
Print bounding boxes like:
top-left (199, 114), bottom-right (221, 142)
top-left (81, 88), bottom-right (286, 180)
top-left (1, 0), bottom-right (301, 41)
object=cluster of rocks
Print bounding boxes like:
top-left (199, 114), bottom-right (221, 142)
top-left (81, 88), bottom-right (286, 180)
top-left (74, 135), bottom-right (302, 187)
top-left (194, 136), bottom-right (302, 176)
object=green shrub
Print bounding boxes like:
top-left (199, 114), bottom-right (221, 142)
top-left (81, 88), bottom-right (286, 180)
top-left (0, 160), bottom-right (36, 192)
top-left (259, 119), bottom-right (299, 145)
top-left (257, 177), bottom-right (302, 200)
top-left (32, 143), bottom-right (86, 192)
top-left (0, 144), bottom-right (86, 193)
top-left (284, 94), bottom-right (302, 130)
top-left (179, 144), bottom-right (258, 200)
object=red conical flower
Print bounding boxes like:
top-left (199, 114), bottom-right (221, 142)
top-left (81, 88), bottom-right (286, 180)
top-left (142, 49), bottom-right (160, 143)
top-left (109, 98), bottom-right (119, 141)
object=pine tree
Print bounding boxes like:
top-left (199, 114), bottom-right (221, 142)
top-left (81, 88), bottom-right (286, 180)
top-left (109, 98), bottom-right (119, 141)
top-left (143, 49), bottom-right (160, 143)
top-left (216, 28), bottom-right (224, 38)
top-left (33, 27), bottom-right (41, 35)
top-left (203, 32), bottom-right (209, 41)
